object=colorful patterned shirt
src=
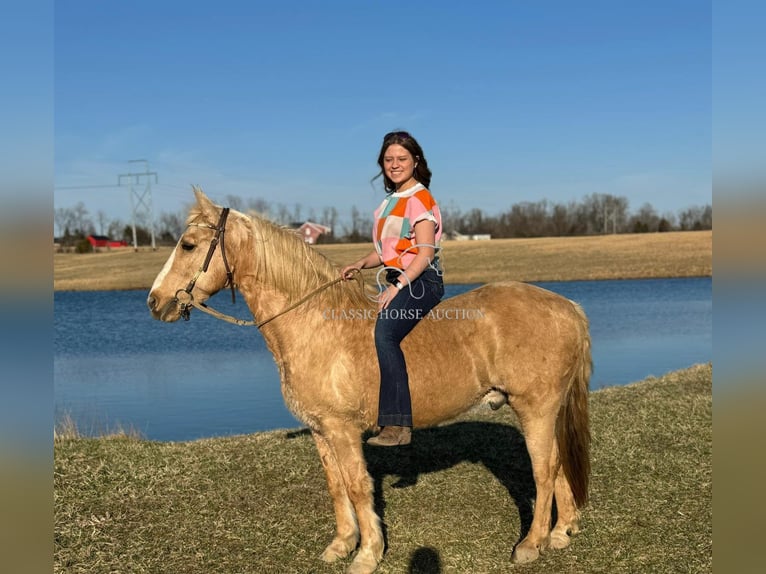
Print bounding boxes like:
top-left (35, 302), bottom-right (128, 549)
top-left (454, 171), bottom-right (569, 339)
top-left (372, 182), bottom-right (442, 269)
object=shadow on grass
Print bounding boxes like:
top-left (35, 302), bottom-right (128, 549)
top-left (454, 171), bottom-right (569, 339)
top-left (408, 546), bottom-right (442, 573)
top-left (363, 421), bottom-right (535, 545)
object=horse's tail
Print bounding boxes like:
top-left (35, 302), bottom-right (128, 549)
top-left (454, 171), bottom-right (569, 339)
top-left (557, 301), bottom-right (592, 508)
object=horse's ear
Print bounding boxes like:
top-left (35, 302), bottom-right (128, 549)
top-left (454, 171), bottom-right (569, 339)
top-left (191, 185), bottom-right (219, 219)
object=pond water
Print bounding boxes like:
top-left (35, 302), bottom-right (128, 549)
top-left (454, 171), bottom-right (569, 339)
top-left (54, 277), bottom-right (711, 441)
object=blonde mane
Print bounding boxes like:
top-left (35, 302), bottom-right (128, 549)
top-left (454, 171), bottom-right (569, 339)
top-left (189, 205), bottom-right (373, 309)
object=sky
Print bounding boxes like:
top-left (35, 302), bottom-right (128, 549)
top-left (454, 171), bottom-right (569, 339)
top-left (54, 0), bottom-right (712, 231)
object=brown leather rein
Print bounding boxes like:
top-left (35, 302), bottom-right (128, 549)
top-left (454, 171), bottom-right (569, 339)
top-left (173, 207), bottom-right (353, 328)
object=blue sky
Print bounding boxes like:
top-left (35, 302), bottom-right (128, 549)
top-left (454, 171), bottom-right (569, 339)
top-left (54, 1), bottom-right (711, 228)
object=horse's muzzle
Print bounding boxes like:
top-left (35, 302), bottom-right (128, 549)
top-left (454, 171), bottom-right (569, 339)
top-left (147, 294), bottom-right (183, 322)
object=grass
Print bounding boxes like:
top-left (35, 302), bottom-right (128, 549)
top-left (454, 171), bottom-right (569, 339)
top-left (54, 412), bottom-right (142, 443)
top-left (53, 230), bottom-right (712, 291)
top-left (54, 364), bottom-right (712, 573)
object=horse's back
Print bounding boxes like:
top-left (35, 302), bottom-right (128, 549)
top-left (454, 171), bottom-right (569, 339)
top-left (418, 280), bottom-right (586, 340)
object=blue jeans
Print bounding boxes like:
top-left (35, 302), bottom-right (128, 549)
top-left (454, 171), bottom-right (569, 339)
top-left (374, 267), bottom-right (444, 427)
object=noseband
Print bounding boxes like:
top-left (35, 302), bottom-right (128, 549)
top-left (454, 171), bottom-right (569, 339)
top-left (175, 207), bottom-right (236, 321)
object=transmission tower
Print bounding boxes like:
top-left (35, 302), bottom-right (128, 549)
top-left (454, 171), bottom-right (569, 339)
top-left (118, 159), bottom-right (158, 251)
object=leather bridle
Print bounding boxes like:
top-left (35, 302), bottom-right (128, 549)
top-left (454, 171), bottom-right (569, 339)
top-left (174, 207), bottom-right (236, 321)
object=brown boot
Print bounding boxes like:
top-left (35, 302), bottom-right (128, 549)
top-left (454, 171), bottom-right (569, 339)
top-left (366, 426), bottom-right (412, 447)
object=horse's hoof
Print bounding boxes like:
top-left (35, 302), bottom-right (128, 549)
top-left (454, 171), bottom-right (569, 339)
top-left (321, 539), bottom-right (355, 563)
top-left (345, 547), bottom-right (380, 574)
top-left (511, 542), bottom-right (540, 564)
top-left (549, 528), bottom-right (571, 549)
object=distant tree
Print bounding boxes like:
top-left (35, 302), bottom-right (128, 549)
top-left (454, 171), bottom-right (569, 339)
top-left (678, 205), bottom-right (712, 231)
top-left (275, 203), bottom-right (291, 225)
top-left (462, 208), bottom-right (488, 234)
top-left (225, 194), bottom-right (245, 212)
top-left (96, 210), bottom-right (109, 236)
top-left (440, 200), bottom-right (463, 235)
top-left (247, 197), bottom-right (271, 219)
top-left (292, 203), bottom-right (302, 224)
top-left (630, 203), bottom-right (660, 233)
top-left (54, 207), bottom-right (73, 239)
top-left (581, 193), bottom-right (629, 234)
top-left (157, 211), bottom-right (185, 243)
top-left (550, 203), bottom-right (570, 236)
top-left (123, 224), bottom-right (152, 246)
top-left (107, 219), bottom-right (125, 241)
top-left (75, 237), bottom-right (92, 253)
top-left (320, 206), bottom-right (338, 242)
top-left (53, 193), bottom-right (712, 251)
top-left (69, 202), bottom-right (94, 236)
top-left (344, 205), bottom-right (371, 242)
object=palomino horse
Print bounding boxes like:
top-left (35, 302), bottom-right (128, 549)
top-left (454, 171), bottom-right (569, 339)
top-left (147, 187), bottom-right (592, 574)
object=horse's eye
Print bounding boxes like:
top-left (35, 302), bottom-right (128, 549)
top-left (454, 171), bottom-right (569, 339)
top-left (181, 243), bottom-right (195, 252)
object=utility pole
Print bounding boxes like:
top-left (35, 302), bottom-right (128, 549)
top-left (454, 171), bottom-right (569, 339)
top-left (118, 159), bottom-right (158, 251)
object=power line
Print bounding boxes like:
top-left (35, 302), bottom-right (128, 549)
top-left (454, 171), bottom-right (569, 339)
top-left (54, 184), bottom-right (120, 190)
top-left (118, 159), bottom-right (158, 251)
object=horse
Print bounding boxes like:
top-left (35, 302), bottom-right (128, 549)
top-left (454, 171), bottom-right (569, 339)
top-left (147, 187), bottom-right (592, 574)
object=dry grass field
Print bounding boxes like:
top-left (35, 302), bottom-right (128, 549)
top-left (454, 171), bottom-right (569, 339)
top-left (54, 230), bottom-right (711, 291)
top-left (55, 364), bottom-right (712, 574)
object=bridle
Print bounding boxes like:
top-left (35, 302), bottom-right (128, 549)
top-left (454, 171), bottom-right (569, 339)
top-left (172, 207), bottom-right (356, 328)
top-left (175, 207), bottom-right (236, 321)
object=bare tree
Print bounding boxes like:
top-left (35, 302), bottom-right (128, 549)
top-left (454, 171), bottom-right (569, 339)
top-left (463, 208), bottom-right (486, 234)
top-left (107, 219), bottom-right (125, 241)
top-left (440, 200), bottom-right (463, 235)
top-left (292, 203), bottom-right (302, 224)
top-left (630, 202), bottom-right (660, 233)
top-left (54, 207), bottom-right (74, 238)
top-left (95, 210), bottom-right (109, 236)
top-left (248, 197), bottom-right (271, 219)
top-left (275, 203), bottom-right (291, 225)
top-left (580, 193), bottom-right (629, 234)
top-left (320, 206), bottom-right (338, 233)
top-left (678, 205), bottom-right (712, 230)
top-left (550, 203), bottom-right (570, 236)
top-left (70, 202), bottom-right (94, 235)
top-left (158, 211), bottom-right (185, 242)
top-left (225, 194), bottom-right (245, 212)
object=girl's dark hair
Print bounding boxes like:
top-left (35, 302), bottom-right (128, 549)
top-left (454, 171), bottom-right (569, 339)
top-left (373, 131), bottom-right (432, 193)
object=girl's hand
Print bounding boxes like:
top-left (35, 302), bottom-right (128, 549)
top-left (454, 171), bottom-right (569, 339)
top-left (340, 265), bottom-right (360, 280)
top-left (378, 283), bottom-right (400, 310)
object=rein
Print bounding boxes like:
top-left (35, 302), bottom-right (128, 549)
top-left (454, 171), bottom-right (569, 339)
top-left (189, 274), bottom-right (350, 328)
top-left (173, 207), bottom-right (358, 328)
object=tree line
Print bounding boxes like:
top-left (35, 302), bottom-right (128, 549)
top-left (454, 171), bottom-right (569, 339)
top-left (54, 192), bottom-right (712, 251)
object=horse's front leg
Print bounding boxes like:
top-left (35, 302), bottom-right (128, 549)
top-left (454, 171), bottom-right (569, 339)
top-left (312, 430), bottom-right (360, 562)
top-left (319, 422), bottom-right (384, 574)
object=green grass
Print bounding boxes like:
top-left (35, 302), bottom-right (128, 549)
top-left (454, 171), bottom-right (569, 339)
top-left (54, 364), bottom-right (712, 573)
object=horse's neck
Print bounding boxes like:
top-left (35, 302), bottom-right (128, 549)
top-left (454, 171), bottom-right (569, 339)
top-left (236, 220), bottom-right (358, 331)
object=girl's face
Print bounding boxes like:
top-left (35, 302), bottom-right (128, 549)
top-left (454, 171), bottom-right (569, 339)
top-left (383, 144), bottom-right (417, 189)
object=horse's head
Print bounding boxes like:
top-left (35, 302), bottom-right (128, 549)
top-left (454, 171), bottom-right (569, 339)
top-left (147, 186), bottom-right (241, 322)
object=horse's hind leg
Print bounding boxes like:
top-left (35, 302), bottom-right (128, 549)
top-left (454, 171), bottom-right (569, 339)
top-left (550, 469), bottom-right (581, 549)
top-left (510, 397), bottom-right (559, 564)
top-left (313, 431), bottom-right (360, 562)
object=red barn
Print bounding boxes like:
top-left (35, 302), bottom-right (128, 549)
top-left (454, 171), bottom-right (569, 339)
top-left (87, 235), bottom-right (129, 250)
top-left (296, 222), bottom-right (332, 244)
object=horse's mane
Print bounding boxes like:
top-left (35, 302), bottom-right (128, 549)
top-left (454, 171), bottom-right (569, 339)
top-left (189, 204), bottom-right (372, 309)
